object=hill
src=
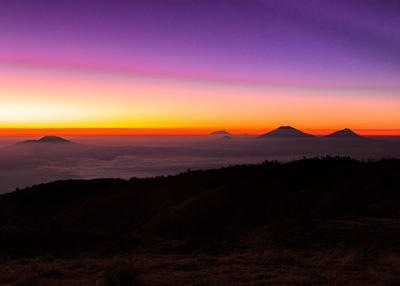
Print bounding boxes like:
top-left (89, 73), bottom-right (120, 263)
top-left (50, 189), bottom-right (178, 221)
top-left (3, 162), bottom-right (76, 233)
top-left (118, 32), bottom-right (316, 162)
top-left (259, 126), bottom-right (314, 138)
top-left (1, 157), bottom-right (400, 285)
top-left (1, 157), bottom-right (400, 244)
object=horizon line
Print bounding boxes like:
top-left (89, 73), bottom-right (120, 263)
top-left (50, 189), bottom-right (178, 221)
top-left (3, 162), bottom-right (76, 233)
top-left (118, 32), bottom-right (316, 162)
top-left (1, 128), bottom-right (400, 136)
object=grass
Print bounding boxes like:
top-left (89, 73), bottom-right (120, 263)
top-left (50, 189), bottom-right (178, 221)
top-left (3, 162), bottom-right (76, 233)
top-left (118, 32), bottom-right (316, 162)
top-left (1, 242), bottom-right (400, 286)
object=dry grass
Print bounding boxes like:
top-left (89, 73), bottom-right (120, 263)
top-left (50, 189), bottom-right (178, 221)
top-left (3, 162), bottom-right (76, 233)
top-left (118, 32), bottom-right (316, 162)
top-left (1, 247), bottom-right (400, 286)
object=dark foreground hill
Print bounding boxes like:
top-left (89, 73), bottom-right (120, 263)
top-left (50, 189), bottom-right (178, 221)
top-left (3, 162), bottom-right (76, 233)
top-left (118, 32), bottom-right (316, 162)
top-left (1, 157), bottom-right (400, 245)
top-left (1, 157), bottom-right (400, 285)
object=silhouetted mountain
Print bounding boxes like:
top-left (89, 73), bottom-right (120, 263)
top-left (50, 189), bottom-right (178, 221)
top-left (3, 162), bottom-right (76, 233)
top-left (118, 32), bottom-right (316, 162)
top-left (0, 157), bottom-right (399, 286)
top-left (17, 136), bottom-right (72, 144)
top-left (259, 126), bottom-right (314, 138)
top-left (326, 128), bottom-right (363, 138)
top-left (1, 157), bottom-right (399, 247)
top-left (210, 130), bottom-right (231, 135)
top-left (1, 155), bottom-right (400, 286)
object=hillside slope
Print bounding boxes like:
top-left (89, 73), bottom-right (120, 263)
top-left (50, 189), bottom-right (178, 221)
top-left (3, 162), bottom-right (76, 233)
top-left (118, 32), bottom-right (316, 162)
top-left (1, 157), bottom-right (400, 244)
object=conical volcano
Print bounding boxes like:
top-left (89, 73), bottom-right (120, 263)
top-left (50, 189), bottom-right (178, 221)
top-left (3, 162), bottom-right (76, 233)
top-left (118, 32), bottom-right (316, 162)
top-left (326, 128), bottom-right (362, 138)
top-left (259, 126), bottom-right (314, 138)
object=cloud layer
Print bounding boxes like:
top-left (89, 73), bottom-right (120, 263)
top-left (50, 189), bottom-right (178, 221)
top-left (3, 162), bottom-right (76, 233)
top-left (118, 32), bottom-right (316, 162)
top-left (0, 135), bottom-right (399, 194)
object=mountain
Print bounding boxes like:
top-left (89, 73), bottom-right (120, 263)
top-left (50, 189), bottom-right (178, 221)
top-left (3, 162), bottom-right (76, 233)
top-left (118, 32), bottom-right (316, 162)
top-left (17, 136), bottom-right (72, 144)
top-left (0, 157), bottom-right (400, 238)
top-left (2, 159), bottom-right (400, 286)
top-left (210, 130), bottom-right (231, 135)
top-left (1, 157), bottom-right (399, 240)
top-left (326, 128), bottom-right (362, 138)
top-left (259, 126), bottom-right (314, 138)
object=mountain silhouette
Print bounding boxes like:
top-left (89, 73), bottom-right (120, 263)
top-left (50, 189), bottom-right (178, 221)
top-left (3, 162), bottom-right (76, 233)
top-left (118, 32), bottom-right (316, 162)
top-left (210, 130), bottom-right (231, 135)
top-left (326, 128), bottom-right (362, 138)
top-left (18, 136), bottom-right (72, 144)
top-left (259, 126), bottom-right (314, 138)
top-left (1, 157), bottom-right (400, 286)
top-left (1, 157), bottom-right (400, 247)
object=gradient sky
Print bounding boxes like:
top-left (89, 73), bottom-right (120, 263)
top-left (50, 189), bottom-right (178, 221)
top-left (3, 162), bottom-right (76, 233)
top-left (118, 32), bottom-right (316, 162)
top-left (1, 0), bottom-right (399, 134)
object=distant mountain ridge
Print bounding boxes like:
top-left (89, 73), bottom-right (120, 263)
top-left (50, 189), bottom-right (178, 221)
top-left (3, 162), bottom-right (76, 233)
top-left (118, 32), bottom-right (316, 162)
top-left (259, 126), bottom-right (314, 138)
top-left (17, 136), bottom-right (72, 144)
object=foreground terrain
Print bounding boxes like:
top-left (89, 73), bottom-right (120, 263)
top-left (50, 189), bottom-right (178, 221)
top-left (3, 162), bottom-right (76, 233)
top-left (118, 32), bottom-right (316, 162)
top-left (1, 157), bottom-right (400, 285)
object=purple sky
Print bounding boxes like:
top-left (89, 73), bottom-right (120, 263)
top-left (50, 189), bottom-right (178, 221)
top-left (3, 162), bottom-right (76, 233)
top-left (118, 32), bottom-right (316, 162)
top-left (1, 0), bottom-right (399, 89)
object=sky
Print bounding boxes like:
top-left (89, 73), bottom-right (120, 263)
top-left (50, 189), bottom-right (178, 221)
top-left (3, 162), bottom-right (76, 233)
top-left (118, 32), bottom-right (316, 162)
top-left (0, 0), bottom-right (399, 135)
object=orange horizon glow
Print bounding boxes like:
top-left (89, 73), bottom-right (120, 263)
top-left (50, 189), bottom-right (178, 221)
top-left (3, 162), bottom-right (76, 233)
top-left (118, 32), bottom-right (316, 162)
top-left (1, 64), bottom-right (400, 135)
top-left (1, 128), bottom-right (400, 136)
top-left (1, 2), bottom-right (400, 140)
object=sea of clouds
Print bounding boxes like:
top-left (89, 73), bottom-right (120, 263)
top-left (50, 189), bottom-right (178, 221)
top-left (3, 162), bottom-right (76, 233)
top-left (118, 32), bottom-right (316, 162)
top-left (0, 135), bottom-right (399, 194)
